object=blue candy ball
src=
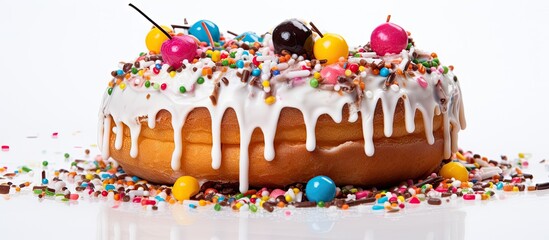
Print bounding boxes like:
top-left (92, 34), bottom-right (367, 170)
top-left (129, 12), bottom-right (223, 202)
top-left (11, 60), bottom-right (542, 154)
top-left (189, 20), bottom-right (220, 46)
top-left (252, 68), bottom-right (261, 76)
top-left (237, 31), bottom-right (263, 43)
top-left (379, 67), bottom-right (390, 77)
top-left (236, 60), bottom-right (245, 69)
top-left (306, 176), bottom-right (336, 203)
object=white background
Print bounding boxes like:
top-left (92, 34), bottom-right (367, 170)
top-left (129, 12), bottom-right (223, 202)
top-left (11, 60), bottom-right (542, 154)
top-left (1, 0), bottom-right (548, 160)
top-left (1, 1), bottom-right (549, 239)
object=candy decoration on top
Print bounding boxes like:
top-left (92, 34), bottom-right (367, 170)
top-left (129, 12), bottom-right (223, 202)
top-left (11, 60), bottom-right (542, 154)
top-left (160, 35), bottom-right (198, 69)
top-left (310, 22), bottom-right (349, 65)
top-left (272, 19), bottom-right (314, 58)
top-left (236, 31), bottom-right (263, 43)
top-left (370, 15), bottom-right (408, 56)
top-left (320, 64), bottom-right (345, 84)
top-left (146, 25), bottom-right (173, 54)
top-left (129, 4), bottom-right (197, 69)
top-left (189, 20), bottom-right (220, 46)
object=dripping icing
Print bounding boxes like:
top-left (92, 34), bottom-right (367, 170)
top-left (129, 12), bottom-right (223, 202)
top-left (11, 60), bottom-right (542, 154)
top-left (99, 46), bottom-right (465, 193)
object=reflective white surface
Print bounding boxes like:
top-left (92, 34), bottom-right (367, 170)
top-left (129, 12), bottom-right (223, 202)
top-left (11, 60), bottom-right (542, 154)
top-left (1, 122), bottom-right (549, 240)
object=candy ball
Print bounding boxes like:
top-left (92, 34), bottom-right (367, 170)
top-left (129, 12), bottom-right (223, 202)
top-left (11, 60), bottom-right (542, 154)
top-left (313, 33), bottom-right (349, 65)
top-left (370, 22), bottom-right (408, 56)
top-left (305, 176), bottom-right (336, 203)
top-left (172, 176), bottom-right (200, 201)
top-left (379, 67), bottom-right (390, 77)
top-left (161, 35), bottom-right (198, 69)
top-left (269, 189), bottom-right (286, 199)
top-left (320, 64), bottom-right (345, 84)
top-left (272, 19), bottom-right (314, 57)
top-left (237, 31), bottom-right (263, 43)
top-left (439, 162), bottom-right (469, 182)
top-left (146, 25), bottom-right (173, 54)
top-left (189, 20), bottom-right (220, 46)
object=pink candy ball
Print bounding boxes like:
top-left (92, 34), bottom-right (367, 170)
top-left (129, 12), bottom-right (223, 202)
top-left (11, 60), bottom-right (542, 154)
top-left (370, 22), bottom-right (408, 56)
top-left (161, 35), bottom-right (198, 69)
top-left (269, 189), bottom-right (286, 198)
top-left (320, 64), bottom-right (346, 85)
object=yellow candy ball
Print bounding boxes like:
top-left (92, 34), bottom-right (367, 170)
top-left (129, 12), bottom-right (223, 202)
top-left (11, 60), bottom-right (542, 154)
top-left (313, 33), bottom-right (349, 65)
top-left (145, 25), bottom-right (173, 54)
top-left (439, 162), bottom-right (469, 182)
top-left (172, 176), bottom-right (200, 201)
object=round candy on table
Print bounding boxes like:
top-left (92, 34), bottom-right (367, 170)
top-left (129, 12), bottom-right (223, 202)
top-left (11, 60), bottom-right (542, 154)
top-left (237, 31), bottom-right (263, 43)
top-left (370, 21), bottom-right (408, 56)
top-left (189, 20), bottom-right (220, 46)
top-left (439, 161), bottom-right (469, 182)
top-left (313, 33), bottom-right (349, 65)
top-left (172, 176), bottom-right (200, 201)
top-left (146, 25), bottom-right (173, 54)
top-left (305, 176), bottom-right (336, 203)
top-left (272, 19), bottom-right (314, 57)
top-left (160, 35), bottom-right (198, 69)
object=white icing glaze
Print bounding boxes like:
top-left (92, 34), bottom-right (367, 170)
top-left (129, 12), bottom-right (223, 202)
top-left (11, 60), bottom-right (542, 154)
top-left (98, 43), bottom-right (465, 193)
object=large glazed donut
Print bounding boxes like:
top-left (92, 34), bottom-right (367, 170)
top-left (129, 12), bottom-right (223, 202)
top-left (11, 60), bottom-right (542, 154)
top-left (99, 26), bottom-right (466, 192)
top-left (108, 102), bottom-right (447, 188)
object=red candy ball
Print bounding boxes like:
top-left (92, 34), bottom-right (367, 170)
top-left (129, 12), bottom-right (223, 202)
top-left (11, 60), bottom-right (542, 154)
top-left (348, 63), bottom-right (359, 73)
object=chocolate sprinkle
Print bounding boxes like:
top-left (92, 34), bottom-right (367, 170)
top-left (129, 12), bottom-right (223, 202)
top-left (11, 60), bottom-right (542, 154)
top-left (209, 95), bottom-right (217, 106)
top-left (427, 198), bottom-right (442, 205)
top-left (0, 185), bottom-right (9, 194)
top-left (292, 201), bottom-right (317, 208)
top-left (536, 182), bottom-right (549, 190)
top-left (385, 72), bottom-right (396, 87)
top-left (221, 77), bottom-right (229, 86)
top-left (337, 76), bottom-right (349, 84)
top-left (123, 63), bottom-right (133, 73)
top-left (346, 197), bottom-right (376, 206)
top-left (262, 202), bottom-right (275, 212)
top-left (241, 69), bottom-right (250, 82)
top-left (413, 176), bottom-right (443, 188)
top-left (377, 61), bottom-right (385, 69)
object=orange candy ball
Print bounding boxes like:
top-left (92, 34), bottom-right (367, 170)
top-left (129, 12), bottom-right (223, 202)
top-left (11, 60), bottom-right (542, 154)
top-left (145, 25), bottom-right (173, 54)
top-left (439, 162), bottom-right (469, 182)
top-left (172, 176), bottom-right (200, 201)
top-left (313, 33), bottom-right (349, 65)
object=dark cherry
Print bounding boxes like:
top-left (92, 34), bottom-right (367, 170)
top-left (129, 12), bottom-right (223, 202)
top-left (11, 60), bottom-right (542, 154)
top-left (272, 19), bottom-right (314, 58)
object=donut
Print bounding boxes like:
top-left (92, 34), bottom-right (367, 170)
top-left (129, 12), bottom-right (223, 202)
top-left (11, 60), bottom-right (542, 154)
top-left (98, 19), bottom-right (466, 193)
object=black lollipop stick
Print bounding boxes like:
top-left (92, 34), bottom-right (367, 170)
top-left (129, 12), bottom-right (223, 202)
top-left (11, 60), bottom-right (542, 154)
top-left (128, 3), bottom-right (172, 40)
